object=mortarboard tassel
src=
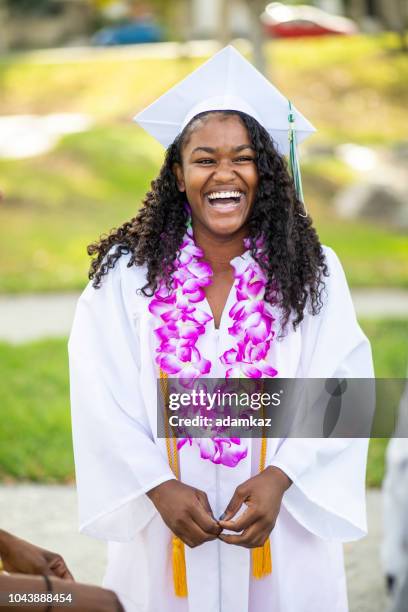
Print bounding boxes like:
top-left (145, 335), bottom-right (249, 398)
top-left (252, 537), bottom-right (272, 578)
top-left (251, 434), bottom-right (273, 579)
top-left (172, 535), bottom-right (188, 597)
top-left (160, 370), bottom-right (188, 597)
top-left (288, 100), bottom-right (308, 218)
top-left (161, 370), bottom-right (272, 589)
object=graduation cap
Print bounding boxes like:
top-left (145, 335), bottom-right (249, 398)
top-left (134, 45), bottom-right (315, 209)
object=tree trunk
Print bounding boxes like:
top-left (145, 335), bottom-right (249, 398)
top-left (376, 0), bottom-right (408, 52)
top-left (393, 0), bottom-right (407, 53)
top-left (246, 0), bottom-right (267, 74)
top-left (346, 0), bottom-right (366, 23)
top-left (218, 0), bottom-right (231, 46)
top-left (0, 3), bottom-right (10, 52)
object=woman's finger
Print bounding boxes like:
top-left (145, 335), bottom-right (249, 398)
top-left (177, 518), bottom-right (218, 547)
top-left (190, 502), bottom-right (222, 537)
top-left (219, 522), bottom-right (269, 548)
top-left (218, 506), bottom-right (258, 533)
top-left (196, 490), bottom-right (217, 520)
top-left (219, 484), bottom-right (248, 522)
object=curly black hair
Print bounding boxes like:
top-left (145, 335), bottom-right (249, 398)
top-left (88, 110), bottom-right (328, 330)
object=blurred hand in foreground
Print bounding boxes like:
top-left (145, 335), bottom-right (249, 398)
top-left (0, 529), bottom-right (73, 579)
top-left (0, 574), bottom-right (124, 612)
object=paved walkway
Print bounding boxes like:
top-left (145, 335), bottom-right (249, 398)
top-left (0, 289), bottom-right (406, 343)
top-left (5, 40), bottom-right (226, 65)
top-left (0, 293), bottom-right (79, 343)
top-left (0, 485), bottom-right (390, 611)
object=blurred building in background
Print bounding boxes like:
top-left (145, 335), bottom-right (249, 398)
top-left (189, 0), bottom-right (407, 40)
top-left (0, 0), bottom-right (95, 50)
top-left (0, 0), bottom-right (406, 51)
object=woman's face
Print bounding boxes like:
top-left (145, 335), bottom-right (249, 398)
top-left (174, 113), bottom-right (258, 238)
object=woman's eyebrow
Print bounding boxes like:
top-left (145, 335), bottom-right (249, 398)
top-left (191, 146), bottom-right (215, 154)
top-left (191, 144), bottom-right (255, 154)
top-left (234, 144), bottom-right (255, 152)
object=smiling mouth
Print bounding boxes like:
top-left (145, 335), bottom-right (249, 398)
top-left (206, 190), bottom-right (244, 208)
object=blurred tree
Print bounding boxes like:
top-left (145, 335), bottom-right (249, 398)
top-left (245, 0), bottom-right (267, 73)
top-left (218, 0), bottom-right (231, 46)
top-left (136, 0), bottom-right (191, 39)
top-left (343, 0), bottom-right (407, 51)
top-left (4, 0), bottom-right (59, 15)
top-left (0, 2), bottom-right (9, 51)
top-left (343, 0), bottom-right (365, 21)
top-left (377, 0), bottom-right (407, 52)
top-left (174, 0), bottom-right (193, 42)
top-left (212, 0), bottom-right (267, 73)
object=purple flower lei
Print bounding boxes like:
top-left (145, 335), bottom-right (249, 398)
top-left (149, 225), bottom-right (278, 467)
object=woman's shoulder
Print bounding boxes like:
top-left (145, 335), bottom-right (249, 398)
top-left (320, 244), bottom-right (348, 284)
top-left (114, 248), bottom-right (148, 289)
top-left (79, 246), bottom-right (149, 311)
top-left (303, 243), bottom-right (353, 323)
top-left (321, 244), bottom-right (339, 265)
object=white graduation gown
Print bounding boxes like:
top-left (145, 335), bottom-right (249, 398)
top-left (382, 380), bottom-right (408, 590)
top-left (69, 246), bottom-right (373, 612)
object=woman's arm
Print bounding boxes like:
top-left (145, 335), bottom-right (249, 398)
top-left (267, 247), bottom-right (374, 541)
top-left (0, 574), bottom-right (123, 612)
top-left (0, 530), bottom-right (73, 579)
top-left (69, 258), bottom-right (176, 541)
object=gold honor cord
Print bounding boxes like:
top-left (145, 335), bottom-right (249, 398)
top-left (252, 432), bottom-right (273, 579)
top-left (159, 369), bottom-right (188, 597)
top-left (159, 370), bottom-right (272, 598)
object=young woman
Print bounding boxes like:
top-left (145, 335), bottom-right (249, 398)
top-left (69, 48), bottom-right (373, 612)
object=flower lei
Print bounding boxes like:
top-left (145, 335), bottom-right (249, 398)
top-left (149, 225), bottom-right (278, 467)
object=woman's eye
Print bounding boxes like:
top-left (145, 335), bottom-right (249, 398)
top-left (196, 159), bottom-right (215, 165)
top-left (235, 156), bottom-right (255, 163)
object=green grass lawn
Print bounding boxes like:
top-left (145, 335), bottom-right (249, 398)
top-left (0, 126), bottom-right (163, 292)
top-left (1, 34), bottom-right (406, 144)
top-left (0, 125), bottom-right (407, 293)
top-left (0, 318), bottom-right (406, 485)
top-left (0, 34), bottom-right (407, 292)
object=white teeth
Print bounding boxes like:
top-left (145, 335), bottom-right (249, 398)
top-left (207, 191), bottom-right (243, 200)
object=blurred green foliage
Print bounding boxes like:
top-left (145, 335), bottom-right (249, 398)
top-left (0, 338), bottom-right (71, 482)
top-left (5, 0), bottom-right (56, 15)
top-left (0, 34), bottom-right (406, 140)
top-left (0, 318), bottom-right (406, 483)
top-left (0, 125), bottom-right (407, 292)
top-left (0, 33), bottom-right (407, 292)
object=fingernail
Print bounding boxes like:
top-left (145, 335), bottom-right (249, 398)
top-left (219, 512), bottom-right (226, 521)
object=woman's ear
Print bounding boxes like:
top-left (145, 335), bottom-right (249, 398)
top-left (173, 163), bottom-right (186, 192)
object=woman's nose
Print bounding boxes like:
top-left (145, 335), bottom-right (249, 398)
top-left (213, 159), bottom-right (236, 181)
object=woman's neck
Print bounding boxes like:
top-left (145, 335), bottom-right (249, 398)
top-left (192, 224), bottom-right (246, 274)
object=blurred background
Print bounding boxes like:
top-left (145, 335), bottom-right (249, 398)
top-left (0, 1), bottom-right (407, 611)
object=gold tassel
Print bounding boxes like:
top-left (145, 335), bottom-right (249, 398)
top-left (251, 433), bottom-right (272, 579)
top-left (252, 537), bottom-right (272, 579)
top-left (160, 369), bottom-right (188, 597)
top-left (172, 536), bottom-right (188, 597)
top-left (162, 370), bottom-right (272, 589)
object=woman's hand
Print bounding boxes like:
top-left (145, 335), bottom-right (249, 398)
top-left (0, 530), bottom-right (73, 580)
top-left (0, 574), bottom-right (124, 612)
top-left (147, 479), bottom-right (221, 548)
top-left (218, 466), bottom-right (291, 548)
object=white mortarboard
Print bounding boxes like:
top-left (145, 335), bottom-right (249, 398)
top-left (133, 45), bottom-right (316, 157)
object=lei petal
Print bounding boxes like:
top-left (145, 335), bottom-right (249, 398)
top-left (157, 353), bottom-right (182, 375)
top-left (151, 226), bottom-right (278, 467)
